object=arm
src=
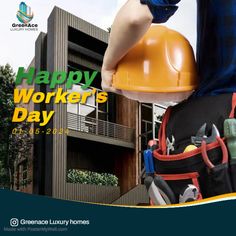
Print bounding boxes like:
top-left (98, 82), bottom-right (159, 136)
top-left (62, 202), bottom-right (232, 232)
top-left (102, 0), bottom-right (180, 93)
top-left (102, 0), bottom-right (153, 93)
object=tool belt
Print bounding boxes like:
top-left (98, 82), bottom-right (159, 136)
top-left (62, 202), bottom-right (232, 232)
top-left (153, 93), bottom-right (236, 200)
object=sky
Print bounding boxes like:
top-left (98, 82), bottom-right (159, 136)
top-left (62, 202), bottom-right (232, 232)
top-left (0, 0), bottom-right (196, 72)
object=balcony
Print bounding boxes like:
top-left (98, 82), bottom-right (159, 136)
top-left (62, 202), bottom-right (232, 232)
top-left (67, 112), bottom-right (135, 148)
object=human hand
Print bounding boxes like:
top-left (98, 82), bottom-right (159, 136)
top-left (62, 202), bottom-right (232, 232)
top-left (101, 67), bottom-right (122, 94)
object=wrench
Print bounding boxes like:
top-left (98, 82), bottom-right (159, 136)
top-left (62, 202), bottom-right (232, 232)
top-left (166, 135), bottom-right (175, 155)
top-left (191, 123), bottom-right (220, 147)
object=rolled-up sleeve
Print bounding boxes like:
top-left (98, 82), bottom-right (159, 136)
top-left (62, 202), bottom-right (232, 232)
top-left (140, 0), bottom-right (181, 23)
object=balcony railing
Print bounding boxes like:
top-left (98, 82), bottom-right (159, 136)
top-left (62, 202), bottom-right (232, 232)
top-left (67, 112), bottom-right (135, 144)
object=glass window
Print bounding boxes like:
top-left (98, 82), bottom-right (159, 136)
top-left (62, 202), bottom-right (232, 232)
top-left (98, 102), bottom-right (107, 113)
top-left (79, 104), bottom-right (96, 118)
top-left (153, 104), bottom-right (166, 140)
top-left (67, 65), bottom-right (108, 122)
top-left (67, 103), bottom-right (78, 114)
top-left (82, 88), bottom-right (96, 107)
top-left (98, 112), bottom-right (108, 121)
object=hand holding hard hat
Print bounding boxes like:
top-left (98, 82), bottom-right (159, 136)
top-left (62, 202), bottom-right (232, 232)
top-left (112, 25), bottom-right (198, 103)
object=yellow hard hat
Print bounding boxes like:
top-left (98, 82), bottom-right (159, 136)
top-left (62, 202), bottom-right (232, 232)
top-left (112, 25), bottom-right (198, 103)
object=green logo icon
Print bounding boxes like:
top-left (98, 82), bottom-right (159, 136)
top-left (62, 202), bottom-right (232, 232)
top-left (16, 2), bottom-right (34, 23)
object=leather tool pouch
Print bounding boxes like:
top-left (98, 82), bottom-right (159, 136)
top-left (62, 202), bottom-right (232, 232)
top-left (230, 159), bottom-right (236, 192)
top-left (153, 93), bottom-right (236, 200)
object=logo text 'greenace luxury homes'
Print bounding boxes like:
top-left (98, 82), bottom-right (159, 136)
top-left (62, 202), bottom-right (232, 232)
top-left (10, 2), bottom-right (38, 31)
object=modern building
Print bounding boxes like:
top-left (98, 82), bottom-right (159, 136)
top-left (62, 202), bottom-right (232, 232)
top-left (14, 6), bottom-right (166, 205)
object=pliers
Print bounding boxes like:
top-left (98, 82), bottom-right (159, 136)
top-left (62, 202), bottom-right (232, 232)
top-left (191, 123), bottom-right (228, 169)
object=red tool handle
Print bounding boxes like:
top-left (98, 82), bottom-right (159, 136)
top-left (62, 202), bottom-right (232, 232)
top-left (201, 137), bottom-right (228, 169)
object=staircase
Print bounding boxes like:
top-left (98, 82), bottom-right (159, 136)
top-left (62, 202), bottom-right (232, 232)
top-left (112, 185), bottom-right (149, 206)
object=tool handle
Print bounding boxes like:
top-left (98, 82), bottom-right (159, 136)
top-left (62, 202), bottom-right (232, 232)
top-left (224, 119), bottom-right (236, 159)
top-left (144, 150), bottom-right (155, 174)
top-left (201, 137), bottom-right (228, 169)
top-left (144, 176), bottom-right (166, 205)
top-left (217, 137), bottom-right (228, 164)
top-left (201, 141), bottom-right (214, 169)
top-left (153, 176), bottom-right (176, 204)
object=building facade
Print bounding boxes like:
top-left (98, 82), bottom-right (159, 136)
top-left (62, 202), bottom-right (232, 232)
top-left (14, 7), bottom-right (166, 205)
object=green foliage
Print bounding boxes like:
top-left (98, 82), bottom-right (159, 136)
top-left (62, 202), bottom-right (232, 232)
top-left (0, 64), bottom-right (15, 146)
top-left (0, 64), bottom-right (15, 121)
top-left (19, 178), bottom-right (32, 187)
top-left (67, 170), bottom-right (118, 187)
top-left (0, 64), bottom-right (32, 189)
top-left (0, 161), bottom-right (9, 189)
